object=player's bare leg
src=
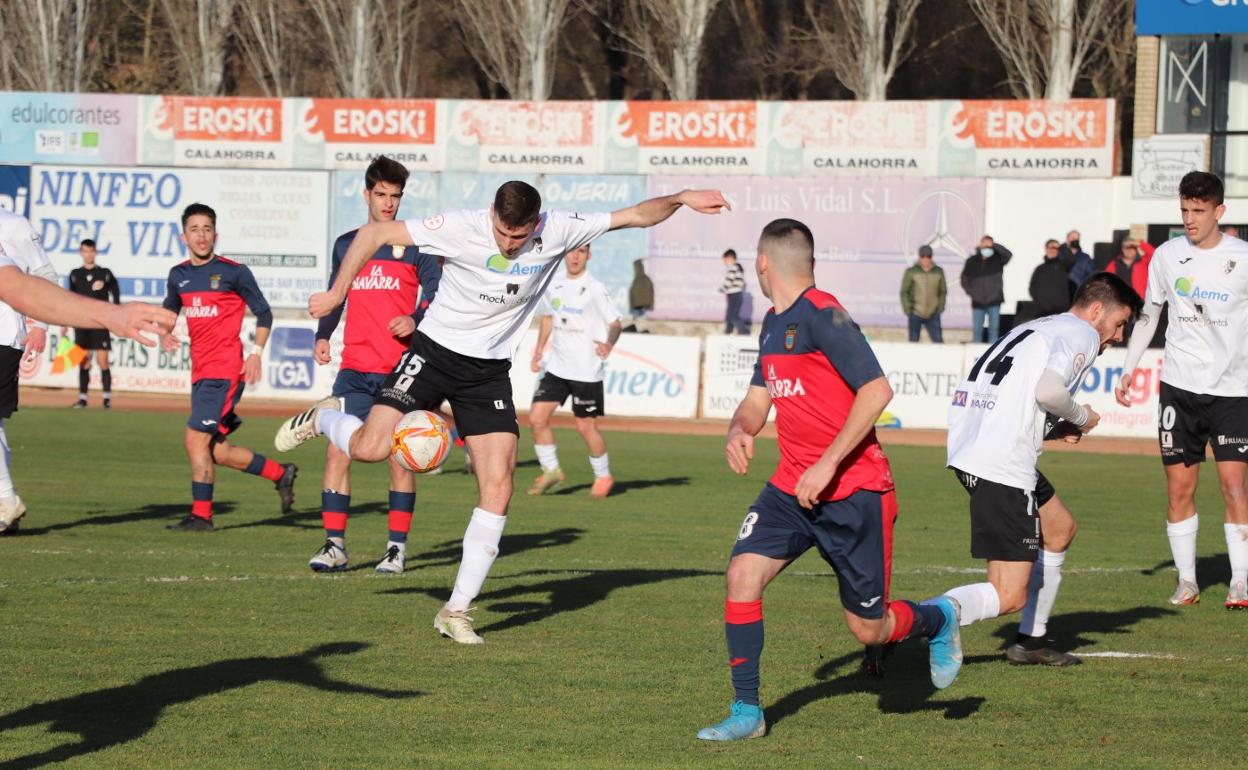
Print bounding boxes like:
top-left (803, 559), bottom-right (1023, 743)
top-left (575, 416), bottom-right (613, 498)
top-left (1215, 461), bottom-right (1248, 607)
top-left (1012, 494), bottom-right (1082, 665)
top-left (1164, 463), bottom-right (1202, 604)
top-left (434, 431), bottom-right (515, 645)
top-left (310, 443), bottom-right (352, 572)
top-left (527, 400), bottom-right (564, 494)
top-left (169, 429), bottom-right (218, 531)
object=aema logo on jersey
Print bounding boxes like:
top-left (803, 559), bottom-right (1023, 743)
top-left (268, 327), bottom-right (315, 390)
top-left (485, 253), bottom-right (549, 276)
top-left (1175, 276), bottom-right (1230, 302)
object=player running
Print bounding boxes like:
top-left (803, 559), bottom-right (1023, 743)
top-left (307, 156), bottom-right (441, 574)
top-left (941, 273), bottom-right (1140, 665)
top-left (161, 203), bottom-right (298, 532)
top-left (697, 219), bottom-right (962, 742)
top-left (1116, 171), bottom-right (1248, 609)
top-left (527, 242), bottom-right (622, 498)
top-left (64, 238), bottom-right (120, 409)
top-left (275, 181), bottom-right (728, 644)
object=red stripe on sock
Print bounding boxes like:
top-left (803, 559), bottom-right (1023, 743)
top-left (388, 510), bottom-right (413, 534)
top-left (260, 459), bottom-right (284, 482)
top-left (885, 600), bottom-right (915, 644)
top-left (191, 500), bottom-right (212, 519)
top-left (322, 511), bottom-right (348, 532)
top-left (725, 598), bottom-right (763, 625)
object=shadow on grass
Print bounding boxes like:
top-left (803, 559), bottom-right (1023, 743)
top-left (216, 502), bottom-right (388, 533)
top-left (1141, 554), bottom-right (1231, 592)
top-left (991, 604), bottom-right (1179, 651)
top-left (17, 502), bottom-right (238, 536)
top-left (380, 567), bottom-right (716, 634)
top-left (0, 642), bottom-right (420, 770)
top-left (552, 476), bottom-right (691, 497)
top-left (401, 527), bottom-right (586, 572)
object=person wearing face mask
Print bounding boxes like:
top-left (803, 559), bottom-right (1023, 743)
top-left (960, 235), bottom-right (1013, 343)
top-left (1058, 230), bottom-right (1094, 298)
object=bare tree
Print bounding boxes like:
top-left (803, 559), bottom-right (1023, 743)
top-left (453, 0), bottom-right (571, 100)
top-left (235, 0), bottom-right (307, 97)
top-left (157, 0), bottom-right (235, 95)
top-left (306, 0), bottom-right (379, 97)
top-left (800, 0), bottom-right (920, 101)
top-left (968, 0), bottom-right (1132, 100)
top-left (376, 0), bottom-right (424, 98)
top-left (0, 0), bottom-right (96, 91)
top-left (604, 0), bottom-right (722, 100)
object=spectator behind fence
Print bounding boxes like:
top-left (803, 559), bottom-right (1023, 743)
top-left (629, 258), bottom-right (654, 320)
top-left (718, 248), bottom-right (747, 335)
top-left (1109, 237), bottom-right (1149, 301)
top-left (961, 234), bottom-right (1012, 343)
top-left (1029, 239), bottom-right (1070, 318)
top-left (899, 245), bottom-right (945, 342)
top-left (1058, 229), bottom-right (1093, 297)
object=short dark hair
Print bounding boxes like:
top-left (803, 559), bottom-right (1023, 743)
top-left (364, 155), bottom-right (409, 191)
top-left (80, 239), bottom-right (96, 249)
top-left (1045, 239), bottom-right (1060, 249)
top-left (181, 203), bottom-right (216, 229)
top-left (1179, 171), bottom-right (1225, 205)
top-left (760, 218), bottom-right (815, 257)
top-left (1073, 272), bottom-right (1143, 319)
top-left (493, 181), bottom-right (542, 228)
top-left (723, 249), bottom-right (737, 259)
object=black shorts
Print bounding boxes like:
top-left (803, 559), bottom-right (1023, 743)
top-left (376, 332), bottom-right (518, 438)
top-left (1158, 381), bottom-right (1248, 466)
top-left (74, 329), bottom-right (111, 351)
top-left (951, 468), bottom-right (1055, 562)
top-left (532, 372), bottom-right (605, 418)
top-left (0, 347), bottom-right (19, 419)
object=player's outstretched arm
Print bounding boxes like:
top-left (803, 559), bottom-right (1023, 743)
top-left (726, 385), bottom-right (772, 475)
top-left (308, 220), bottom-right (412, 318)
top-left (1115, 304), bottom-right (1161, 406)
top-left (609, 190), bottom-right (729, 232)
top-left (794, 376), bottom-right (892, 508)
top-left (0, 266), bottom-right (175, 345)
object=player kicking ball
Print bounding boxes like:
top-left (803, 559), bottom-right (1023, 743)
top-left (161, 204), bottom-right (297, 532)
top-left (941, 273), bottom-right (1141, 665)
top-left (697, 219), bottom-right (961, 742)
top-left (527, 242), bottom-right (622, 498)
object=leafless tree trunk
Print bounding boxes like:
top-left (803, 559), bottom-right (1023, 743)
top-left (235, 0), bottom-right (307, 97)
top-left (0, 0), bottom-right (96, 91)
top-left (968, 0), bottom-right (1131, 100)
top-left (307, 0), bottom-right (378, 97)
top-left (376, 0), bottom-right (424, 98)
top-left (157, 0), bottom-right (235, 95)
top-left (604, 0), bottom-right (722, 100)
top-left (454, 0), bottom-right (571, 100)
top-left (801, 0), bottom-right (920, 100)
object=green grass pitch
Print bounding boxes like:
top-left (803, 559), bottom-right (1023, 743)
top-left (0, 407), bottom-right (1241, 769)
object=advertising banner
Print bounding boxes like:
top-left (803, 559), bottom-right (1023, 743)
top-left (939, 99), bottom-right (1116, 178)
top-left (0, 165), bottom-right (30, 217)
top-left (702, 334), bottom-right (767, 420)
top-left (444, 100), bottom-right (600, 174)
top-left (1132, 134), bottom-right (1207, 198)
top-left (1137, 0), bottom-right (1248, 35)
top-left (0, 91), bottom-right (137, 165)
top-left (29, 165), bottom-right (329, 308)
top-left (644, 175), bottom-right (984, 327)
top-left (292, 98), bottom-right (442, 171)
top-left (512, 333), bottom-right (701, 418)
top-left (137, 96), bottom-right (292, 168)
top-left (603, 101), bottom-right (764, 176)
top-left (874, 342), bottom-right (965, 430)
top-left (766, 101), bottom-right (938, 177)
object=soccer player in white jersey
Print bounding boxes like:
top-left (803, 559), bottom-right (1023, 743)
top-left (276, 181), bottom-right (728, 643)
top-left (1115, 171), bottom-right (1248, 609)
top-left (942, 273), bottom-right (1141, 664)
top-left (527, 242), bottom-right (622, 498)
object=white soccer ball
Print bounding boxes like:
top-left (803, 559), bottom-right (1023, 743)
top-left (391, 410), bottom-right (451, 473)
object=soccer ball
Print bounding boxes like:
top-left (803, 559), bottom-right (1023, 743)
top-left (391, 410), bottom-right (451, 473)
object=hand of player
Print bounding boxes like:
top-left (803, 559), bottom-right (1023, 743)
top-left (388, 315), bottom-right (416, 338)
top-left (314, 339), bottom-right (332, 365)
top-left (159, 332), bottom-right (179, 352)
top-left (241, 353), bottom-right (262, 385)
top-left (24, 326), bottom-right (46, 356)
top-left (1114, 374), bottom-right (1133, 407)
top-left (679, 189), bottom-right (731, 215)
top-left (794, 457), bottom-right (837, 510)
top-left (595, 341), bottom-right (613, 359)
top-left (111, 303), bottom-right (177, 348)
top-left (308, 290), bottom-right (344, 319)
top-left (1079, 404), bottom-right (1101, 434)
top-left (725, 426), bottom-right (754, 475)
top-left (530, 354), bottom-right (542, 373)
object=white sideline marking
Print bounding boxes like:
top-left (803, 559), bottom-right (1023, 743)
top-left (1078, 651), bottom-right (1180, 660)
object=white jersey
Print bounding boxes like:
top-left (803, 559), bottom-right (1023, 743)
top-left (540, 271), bottom-right (620, 383)
top-left (1145, 234), bottom-right (1248, 396)
top-left (403, 209), bottom-right (611, 360)
top-left (0, 211), bottom-right (56, 349)
top-left (947, 313), bottom-right (1100, 492)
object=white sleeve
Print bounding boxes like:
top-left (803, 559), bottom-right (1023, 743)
top-left (6, 217), bottom-right (55, 275)
top-left (1043, 334), bottom-right (1080, 382)
top-left (403, 210), bottom-right (470, 260)
top-left (1036, 369), bottom-right (1089, 426)
top-left (557, 211), bottom-right (611, 253)
top-left (0, 244), bottom-right (14, 269)
top-left (594, 283), bottom-right (621, 323)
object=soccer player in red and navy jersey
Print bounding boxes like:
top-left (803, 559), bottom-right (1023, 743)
top-left (307, 156), bottom-right (442, 574)
top-left (160, 203), bottom-right (297, 532)
top-left (697, 219), bottom-right (963, 742)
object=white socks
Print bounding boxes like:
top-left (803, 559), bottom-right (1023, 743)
top-left (1225, 523), bottom-right (1248, 585)
top-left (534, 444), bottom-right (560, 473)
top-left (944, 582), bottom-right (1000, 626)
top-left (447, 508), bottom-right (507, 611)
top-left (1019, 550), bottom-right (1066, 638)
top-left (318, 409), bottom-right (363, 457)
top-left (589, 453), bottom-right (611, 479)
top-left (0, 419), bottom-right (14, 505)
top-left (1167, 514), bottom-right (1199, 584)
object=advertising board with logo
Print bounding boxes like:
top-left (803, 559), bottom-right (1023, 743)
top-left (1137, 0), bottom-right (1248, 35)
top-left (0, 91), bottom-right (137, 166)
top-left (644, 174), bottom-right (984, 327)
top-left (0, 165), bottom-right (30, 217)
top-left (1133, 134), bottom-right (1207, 198)
top-left (766, 101), bottom-right (938, 177)
top-left (445, 100), bottom-right (599, 174)
top-left (702, 335), bottom-right (769, 420)
top-left (137, 96), bottom-right (292, 168)
top-left (293, 98), bottom-right (442, 171)
top-left (603, 101), bottom-right (764, 176)
top-left (939, 99), bottom-right (1116, 178)
top-left (29, 164), bottom-right (329, 308)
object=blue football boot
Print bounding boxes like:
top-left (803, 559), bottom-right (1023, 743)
top-left (696, 700), bottom-right (766, 741)
top-left (922, 596), bottom-right (963, 689)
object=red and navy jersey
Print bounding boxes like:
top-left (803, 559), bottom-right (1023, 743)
top-left (750, 286), bottom-right (894, 502)
top-left (315, 231), bottom-right (441, 374)
top-left (163, 256), bottom-right (272, 383)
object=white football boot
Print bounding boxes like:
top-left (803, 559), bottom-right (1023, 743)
top-left (274, 397), bottom-right (342, 453)
top-left (375, 544), bottom-right (406, 574)
top-left (308, 540), bottom-right (348, 572)
top-left (0, 496), bottom-right (26, 533)
top-left (433, 606), bottom-right (484, 644)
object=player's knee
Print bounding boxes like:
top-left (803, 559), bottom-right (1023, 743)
top-left (529, 412), bottom-right (549, 431)
top-left (1219, 476), bottom-right (1248, 505)
top-left (848, 620), bottom-right (885, 646)
top-left (574, 418), bottom-right (597, 437)
top-left (997, 585), bottom-right (1028, 615)
top-left (724, 561), bottom-right (764, 599)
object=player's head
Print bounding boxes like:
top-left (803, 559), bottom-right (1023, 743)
top-left (1071, 272), bottom-right (1143, 351)
top-left (756, 218), bottom-right (814, 300)
top-left (1179, 171), bottom-right (1226, 247)
top-left (363, 155), bottom-right (408, 223)
top-left (180, 203), bottom-right (217, 260)
top-left (566, 243), bottom-right (591, 277)
top-left (79, 239), bottom-right (97, 265)
top-left (722, 248), bottom-right (737, 264)
top-left (491, 181), bottom-right (542, 257)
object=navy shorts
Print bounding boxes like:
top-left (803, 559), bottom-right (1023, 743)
top-left (731, 483), bottom-right (897, 619)
top-left (332, 368), bottom-right (388, 421)
top-left (188, 378), bottom-right (244, 436)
